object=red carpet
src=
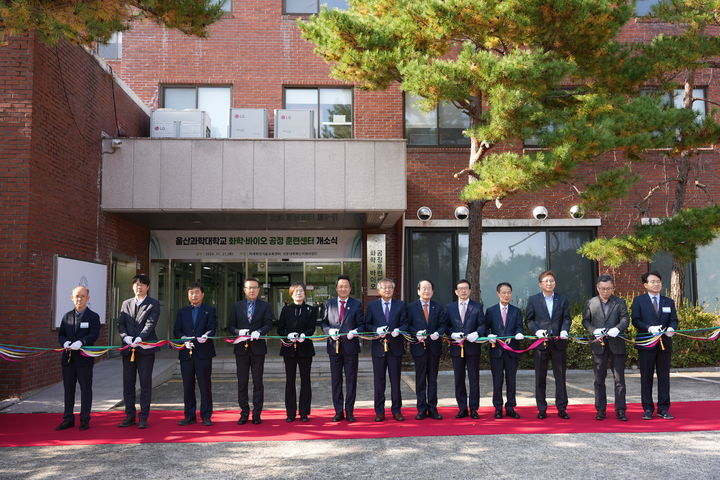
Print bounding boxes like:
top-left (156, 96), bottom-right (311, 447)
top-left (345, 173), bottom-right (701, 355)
top-left (2, 402), bottom-right (719, 447)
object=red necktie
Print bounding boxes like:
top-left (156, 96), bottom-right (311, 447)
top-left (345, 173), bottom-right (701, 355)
top-left (502, 306), bottom-right (507, 326)
top-left (339, 300), bottom-right (346, 325)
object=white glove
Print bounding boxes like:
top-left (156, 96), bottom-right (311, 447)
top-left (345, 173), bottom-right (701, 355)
top-left (665, 326), bottom-right (675, 337)
top-left (466, 331), bottom-right (479, 343)
top-left (607, 327), bottom-right (620, 338)
top-left (430, 332), bottom-right (440, 341)
top-left (535, 330), bottom-right (548, 338)
top-left (287, 332), bottom-right (299, 341)
top-left (329, 328), bottom-right (339, 341)
top-left (515, 333), bottom-right (525, 340)
top-left (416, 329), bottom-right (427, 342)
top-left (123, 335), bottom-right (134, 345)
top-left (133, 337), bottom-right (142, 346)
top-left (450, 332), bottom-right (464, 341)
top-left (298, 333), bottom-right (306, 343)
top-left (347, 329), bottom-right (358, 340)
top-left (250, 330), bottom-right (261, 340)
top-left (376, 326), bottom-right (388, 336)
top-left (237, 329), bottom-right (250, 337)
top-left (559, 330), bottom-right (568, 340)
top-left (70, 340), bottom-right (82, 350)
top-left (184, 341), bottom-right (194, 349)
top-left (63, 341), bottom-right (71, 349)
top-left (197, 334), bottom-right (208, 344)
top-left (593, 328), bottom-right (604, 338)
top-left (487, 333), bottom-right (497, 344)
top-left (648, 325), bottom-right (662, 334)
top-left (391, 328), bottom-right (400, 338)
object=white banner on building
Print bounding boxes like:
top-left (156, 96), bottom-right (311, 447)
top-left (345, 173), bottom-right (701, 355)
top-left (54, 256), bottom-right (108, 327)
top-left (151, 230), bottom-right (362, 260)
top-left (366, 233), bottom-right (386, 294)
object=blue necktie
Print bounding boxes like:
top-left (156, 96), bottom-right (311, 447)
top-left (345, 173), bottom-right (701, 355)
top-left (192, 307), bottom-right (199, 327)
top-left (384, 302), bottom-right (390, 323)
top-left (247, 301), bottom-right (255, 321)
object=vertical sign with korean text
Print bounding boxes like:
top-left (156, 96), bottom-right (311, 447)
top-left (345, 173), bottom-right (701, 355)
top-left (366, 234), bottom-right (386, 295)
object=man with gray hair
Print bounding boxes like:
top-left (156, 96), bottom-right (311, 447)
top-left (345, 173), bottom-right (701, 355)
top-left (582, 274), bottom-right (630, 421)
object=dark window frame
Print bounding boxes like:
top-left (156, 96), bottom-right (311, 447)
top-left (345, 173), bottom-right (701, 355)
top-left (283, 0), bottom-right (350, 15)
top-left (403, 94), bottom-right (472, 147)
top-left (283, 86), bottom-right (354, 139)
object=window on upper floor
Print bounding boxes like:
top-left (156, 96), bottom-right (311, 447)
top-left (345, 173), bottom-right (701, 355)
top-left (284, 0), bottom-right (349, 15)
top-left (212, 0), bottom-right (232, 12)
top-left (284, 87), bottom-right (353, 138)
top-left (97, 32), bottom-right (122, 59)
top-left (636, 0), bottom-right (663, 17)
top-left (162, 85), bottom-right (232, 138)
top-left (405, 94), bottom-right (471, 147)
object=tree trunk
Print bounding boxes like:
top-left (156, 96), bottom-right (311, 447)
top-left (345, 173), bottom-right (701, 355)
top-left (466, 200), bottom-right (487, 302)
top-left (670, 258), bottom-right (685, 307)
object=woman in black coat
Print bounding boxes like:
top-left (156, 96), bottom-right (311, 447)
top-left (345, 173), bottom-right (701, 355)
top-left (277, 282), bottom-right (318, 422)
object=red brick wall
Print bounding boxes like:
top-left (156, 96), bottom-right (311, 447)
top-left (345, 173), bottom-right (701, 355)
top-left (0, 36), bottom-right (151, 399)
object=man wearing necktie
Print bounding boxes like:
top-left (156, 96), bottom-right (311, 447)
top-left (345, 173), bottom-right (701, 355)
top-left (407, 280), bottom-right (447, 420)
top-left (174, 283), bottom-right (217, 427)
top-left (230, 278), bottom-right (273, 425)
top-left (631, 271), bottom-right (678, 420)
top-left (321, 275), bottom-right (364, 422)
top-left (446, 279), bottom-right (485, 419)
top-left (365, 278), bottom-right (408, 422)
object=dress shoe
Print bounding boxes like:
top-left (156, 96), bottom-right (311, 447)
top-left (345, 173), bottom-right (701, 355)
top-left (537, 411), bottom-right (547, 419)
top-left (616, 410), bottom-right (628, 422)
top-left (286, 416), bottom-right (296, 423)
top-left (392, 413), bottom-right (405, 422)
top-left (470, 410), bottom-right (480, 420)
top-left (506, 409), bottom-right (520, 419)
top-left (494, 410), bottom-right (503, 419)
top-left (118, 417), bottom-right (136, 427)
top-left (300, 415), bottom-right (309, 423)
top-left (429, 411), bottom-right (443, 420)
top-left (415, 412), bottom-right (427, 420)
top-left (55, 420), bottom-right (74, 431)
top-left (374, 414), bottom-right (385, 422)
top-left (642, 410), bottom-right (653, 420)
top-left (178, 417), bottom-right (197, 426)
top-left (346, 414), bottom-right (357, 423)
top-left (595, 410), bottom-right (606, 421)
top-left (238, 414), bottom-right (249, 425)
top-left (332, 413), bottom-right (344, 422)
top-left (137, 418), bottom-right (148, 429)
top-left (455, 409), bottom-right (468, 419)
top-left (79, 420), bottom-right (90, 431)
top-left (658, 412), bottom-right (674, 420)
top-left (558, 410), bottom-right (570, 420)
top-left (202, 418), bottom-right (213, 426)
top-left (251, 417), bottom-right (262, 425)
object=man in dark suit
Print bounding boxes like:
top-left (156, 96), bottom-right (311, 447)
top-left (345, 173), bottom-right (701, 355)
top-left (407, 279), bottom-right (447, 420)
top-left (230, 277), bottom-right (273, 425)
top-left (118, 273), bottom-right (160, 429)
top-left (446, 279), bottom-right (485, 419)
top-left (582, 274), bottom-right (630, 421)
top-left (321, 274), bottom-right (364, 422)
top-left (631, 271), bottom-right (679, 420)
top-left (365, 277), bottom-right (408, 422)
top-left (485, 282), bottom-right (524, 419)
top-left (56, 286), bottom-right (101, 431)
top-left (525, 270), bottom-right (571, 420)
top-left (174, 282), bottom-right (217, 427)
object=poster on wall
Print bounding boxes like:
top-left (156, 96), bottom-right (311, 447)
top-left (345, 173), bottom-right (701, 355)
top-left (366, 234), bottom-right (386, 294)
top-left (53, 256), bottom-right (108, 327)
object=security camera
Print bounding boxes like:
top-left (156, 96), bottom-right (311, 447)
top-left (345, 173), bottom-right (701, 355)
top-left (532, 206), bottom-right (548, 220)
top-left (417, 206), bottom-right (433, 221)
top-left (454, 205), bottom-right (469, 221)
top-left (569, 205), bottom-right (585, 219)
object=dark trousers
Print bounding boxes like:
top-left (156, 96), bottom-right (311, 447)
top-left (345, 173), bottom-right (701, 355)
top-left (533, 346), bottom-right (568, 412)
top-left (283, 356), bottom-right (312, 417)
top-left (591, 349), bottom-right (626, 412)
top-left (122, 353), bottom-right (155, 419)
top-left (413, 352), bottom-right (440, 413)
top-left (638, 345), bottom-right (672, 413)
top-left (490, 353), bottom-right (519, 410)
top-left (371, 354), bottom-right (403, 415)
top-left (61, 361), bottom-right (93, 422)
top-left (235, 354), bottom-right (265, 417)
top-left (180, 356), bottom-right (213, 420)
top-left (451, 354), bottom-right (480, 412)
top-left (329, 353), bottom-right (359, 415)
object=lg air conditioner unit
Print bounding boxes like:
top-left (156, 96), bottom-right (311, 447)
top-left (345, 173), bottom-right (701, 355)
top-left (150, 109), bottom-right (211, 138)
top-left (273, 109), bottom-right (314, 139)
top-left (229, 108), bottom-right (269, 138)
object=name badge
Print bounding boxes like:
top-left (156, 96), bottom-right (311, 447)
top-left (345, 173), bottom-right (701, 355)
top-left (662, 307), bottom-right (671, 313)
top-left (80, 322), bottom-right (89, 328)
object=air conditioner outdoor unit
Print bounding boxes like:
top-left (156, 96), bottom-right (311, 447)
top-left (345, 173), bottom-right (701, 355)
top-left (150, 109), bottom-right (212, 138)
top-left (273, 109), bottom-right (315, 139)
top-left (229, 108), bottom-right (268, 138)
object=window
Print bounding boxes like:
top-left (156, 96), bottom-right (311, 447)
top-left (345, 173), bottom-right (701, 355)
top-left (636, 0), bottom-right (662, 16)
top-left (285, 88), bottom-right (353, 138)
top-left (212, 0), bottom-right (232, 12)
top-left (665, 88), bottom-right (707, 120)
top-left (405, 94), bottom-right (470, 146)
top-left (162, 86), bottom-right (232, 138)
top-left (97, 32), bottom-right (121, 59)
top-left (284, 0), bottom-right (349, 14)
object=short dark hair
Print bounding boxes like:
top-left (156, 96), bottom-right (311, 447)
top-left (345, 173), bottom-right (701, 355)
top-left (417, 279), bottom-right (434, 290)
top-left (596, 274), bottom-right (614, 285)
top-left (289, 282), bottom-right (306, 296)
top-left (336, 274), bottom-right (352, 287)
top-left (538, 270), bottom-right (555, 282)
top-left (455, 279), bottom-right (471, 290)
top-left (244, 277), bottom-right (261, 288)
top-left (132, 274), bottom-right (150, 286)
top-left (496, 282), bottom-right (512, 292)
top-left (187, 282), bottom-right (204, 293)
top-left (641, 271), bottom-right (662, 283)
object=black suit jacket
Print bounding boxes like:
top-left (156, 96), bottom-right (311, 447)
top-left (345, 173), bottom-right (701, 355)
top-left (321, 296), bottom-right (364, 356)
top-left (173, 303), bottom-right (217, 360)
top-left (277, 303), bottom-right (317, 358)
top-left (58, 308), bottom-right (101, 366)
top-left (445, 300), bottom-right (486, 357)
top-left (485, 303), bottom-right (524, 359)
top-left (525, 292), bottom-right (571, 351)
top-left (118, 296), bottom-right (160, 355)
top-left (365, 298), bottom-right (408, 358)
top-left (631, 293), bottom-right (679, 350)
top-left (582, 295), bottom-right (630, 355)
top-left (230, 299), bottom-right (273, 356)
top-left (407, 299), bottom-right (446, 357)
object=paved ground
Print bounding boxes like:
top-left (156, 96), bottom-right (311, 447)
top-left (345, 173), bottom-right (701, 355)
top-left (2, 341), bottom-right (719, 479)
